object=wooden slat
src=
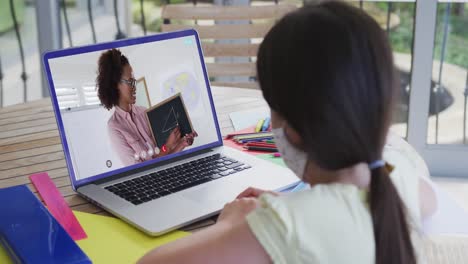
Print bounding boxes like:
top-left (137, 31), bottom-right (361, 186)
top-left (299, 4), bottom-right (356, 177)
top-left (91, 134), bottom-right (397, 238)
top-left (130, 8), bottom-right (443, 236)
top-left (71, 203), bottom-right (103, 214)
top-left (0, 105), bottom-right (53, 120)
top-left (64, 195), bottom-right (88, 207)
top-left (162, 23), bottom-right (273, 39)
top-left (202, 42), bottom-right (259, 57)
top-left (0, 117), bottom-right (57, 132)
top-left (0, 138), bottom-right (60, 154)
top-left (0, 99), bottom-right (50, 114)
top-left (0, 159), bottom-right (66, 179)
top-left (0, 130), bottom-right (59, 146)
top-left (162, 4), bottom-right (296, 20)
top-left (0, 99), bottom-right (49, 113)
top-left (0, 112), bottom-right (55, 127)
top-left (211, 82), bottom-right (258, 89)
top-left (0, 144), bottom-right (63, 162)
top-left (0, 168), bottom-right (69, 188)
top-left (0, 123), bottom-right (57, 140)
top-left (0, 151), bottom-right (64, 171)
top-left (206, 62), bottom-right (256, 77)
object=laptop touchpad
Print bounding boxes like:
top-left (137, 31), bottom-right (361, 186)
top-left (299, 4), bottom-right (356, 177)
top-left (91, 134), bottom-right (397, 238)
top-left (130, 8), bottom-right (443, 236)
top-left (183, 180), bottom-right (240, 205)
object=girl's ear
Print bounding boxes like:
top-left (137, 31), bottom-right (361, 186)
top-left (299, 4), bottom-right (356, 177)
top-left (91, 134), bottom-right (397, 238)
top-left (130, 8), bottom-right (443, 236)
top-left (284, 124), bottom-right (303, 147)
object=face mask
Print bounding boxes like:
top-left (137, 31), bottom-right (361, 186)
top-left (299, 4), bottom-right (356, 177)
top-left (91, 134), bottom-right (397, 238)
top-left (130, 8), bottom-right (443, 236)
top-left (272, 127), bottom-right (308, 179)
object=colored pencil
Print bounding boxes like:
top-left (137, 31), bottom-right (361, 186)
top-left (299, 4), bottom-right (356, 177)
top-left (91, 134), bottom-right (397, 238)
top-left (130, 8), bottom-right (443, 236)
top-left (245, 144), bottom-right (277, 149)
top-left (226, 131), bottom-right (272, 139)
top-left (243, 146), bottom-right (278, 152)
top-left (255, 119), bottom-right (265, 133)
top-left (245, 142), bottom-right (277, 147)
top-left (237, 137), bottom-right (274, 144)
top-left (261, 117), bottom-right (270, 132)
top-left (233, 132), bottom-right (274, 140)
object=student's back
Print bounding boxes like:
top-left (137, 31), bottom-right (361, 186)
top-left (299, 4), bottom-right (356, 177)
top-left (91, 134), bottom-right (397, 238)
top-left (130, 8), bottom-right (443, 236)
top-left (247, 142), bottom-right (423, 263)
top-left (138, 2), bottom-right (432, 263)
top-left (250, 2), bottom-right (420, 263)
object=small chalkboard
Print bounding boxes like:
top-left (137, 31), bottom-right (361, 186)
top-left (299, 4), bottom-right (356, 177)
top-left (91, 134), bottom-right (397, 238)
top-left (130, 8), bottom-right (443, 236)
top-left (145, 93), bottom-right (193, 149)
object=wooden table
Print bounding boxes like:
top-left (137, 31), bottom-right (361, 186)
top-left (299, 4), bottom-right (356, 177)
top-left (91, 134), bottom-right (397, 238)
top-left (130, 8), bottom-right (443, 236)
top-left (0, 86), bottom-right (267, 228)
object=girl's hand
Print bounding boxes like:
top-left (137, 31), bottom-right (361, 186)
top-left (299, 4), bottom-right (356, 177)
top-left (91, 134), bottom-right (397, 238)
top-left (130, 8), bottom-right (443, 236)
top-left (236, 187), bottom-right (279, 199)
top-left (217, 198), bottom-right (259, 227)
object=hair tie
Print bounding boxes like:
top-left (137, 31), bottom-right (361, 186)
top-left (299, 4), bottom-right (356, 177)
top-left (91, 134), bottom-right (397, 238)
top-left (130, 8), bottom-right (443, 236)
top-left (369, 160), bottom-right (386, 170)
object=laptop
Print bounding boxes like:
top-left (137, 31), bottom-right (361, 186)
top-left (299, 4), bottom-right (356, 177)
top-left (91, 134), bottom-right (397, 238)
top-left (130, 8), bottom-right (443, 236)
top-left (43, 29), bottom-right (298, 236)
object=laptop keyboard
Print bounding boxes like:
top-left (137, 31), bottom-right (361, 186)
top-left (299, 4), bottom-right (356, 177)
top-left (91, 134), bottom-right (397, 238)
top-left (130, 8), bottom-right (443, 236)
top-left (105, 154), bottom-right (251, 205)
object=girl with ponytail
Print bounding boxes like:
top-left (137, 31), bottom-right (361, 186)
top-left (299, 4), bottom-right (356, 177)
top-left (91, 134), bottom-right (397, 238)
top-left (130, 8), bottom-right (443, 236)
top-left (139, 1), bottom-right (436, 263)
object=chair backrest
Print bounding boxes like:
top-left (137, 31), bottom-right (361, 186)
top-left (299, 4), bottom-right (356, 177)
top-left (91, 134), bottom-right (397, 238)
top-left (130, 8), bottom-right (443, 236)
top-left (161, 3), bottom-right (296, 89)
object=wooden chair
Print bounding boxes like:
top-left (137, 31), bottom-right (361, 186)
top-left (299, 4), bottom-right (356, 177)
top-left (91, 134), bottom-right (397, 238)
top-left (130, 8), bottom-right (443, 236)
top-left (161, 3), bottom-right (297, 89)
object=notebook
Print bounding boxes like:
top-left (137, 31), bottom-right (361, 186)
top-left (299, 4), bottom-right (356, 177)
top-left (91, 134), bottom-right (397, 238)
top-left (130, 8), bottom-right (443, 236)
top-left (0, 185), bottom-right (90, 263)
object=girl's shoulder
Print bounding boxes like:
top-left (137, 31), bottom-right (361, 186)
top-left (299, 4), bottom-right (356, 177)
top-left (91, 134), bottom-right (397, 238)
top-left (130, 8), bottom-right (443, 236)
top-left (263, 183), bottom-right (368, 219)
top-left (246, 187), bottom-right (375, 263)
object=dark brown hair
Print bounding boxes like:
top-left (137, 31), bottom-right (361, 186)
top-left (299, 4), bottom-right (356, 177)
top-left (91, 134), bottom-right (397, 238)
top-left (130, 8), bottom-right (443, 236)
top-left (257, 2), bottom-right (416, 263)
top-left (96, 48), bottom-right (129, 110)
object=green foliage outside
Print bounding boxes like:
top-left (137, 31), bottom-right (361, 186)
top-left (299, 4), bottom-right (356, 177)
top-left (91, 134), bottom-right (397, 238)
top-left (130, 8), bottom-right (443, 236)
top-left (433, 4), bottom-right (468, 69)
top-left (132, 0), bottom-right (187, 32)
top-left (375, 2), bottom-right (467, 69)
top-left (0, 0), bottom-right (25, 34)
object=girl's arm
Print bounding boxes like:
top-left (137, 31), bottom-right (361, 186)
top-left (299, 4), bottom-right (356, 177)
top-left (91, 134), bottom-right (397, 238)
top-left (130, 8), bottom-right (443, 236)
top-left (138, 198), bottom-right (271, 264)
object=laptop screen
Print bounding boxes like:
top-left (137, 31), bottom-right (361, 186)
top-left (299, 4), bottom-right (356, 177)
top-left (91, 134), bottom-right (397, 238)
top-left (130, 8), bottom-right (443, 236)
top-left (44, 30), bottom-right (222, 188)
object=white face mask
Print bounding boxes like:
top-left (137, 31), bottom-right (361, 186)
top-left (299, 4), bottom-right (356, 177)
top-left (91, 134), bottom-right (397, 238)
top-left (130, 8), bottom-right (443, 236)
top-left (272, 127), bottom-right (308, 179)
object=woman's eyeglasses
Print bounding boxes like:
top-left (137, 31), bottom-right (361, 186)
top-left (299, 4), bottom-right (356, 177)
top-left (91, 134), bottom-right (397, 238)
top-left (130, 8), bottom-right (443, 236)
top-left (120, 78), bottom-right (136, 88)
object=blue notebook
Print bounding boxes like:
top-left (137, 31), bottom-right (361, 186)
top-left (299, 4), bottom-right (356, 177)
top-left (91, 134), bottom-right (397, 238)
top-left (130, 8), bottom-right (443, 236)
top-left (0, 185), bottom-right (91, 264)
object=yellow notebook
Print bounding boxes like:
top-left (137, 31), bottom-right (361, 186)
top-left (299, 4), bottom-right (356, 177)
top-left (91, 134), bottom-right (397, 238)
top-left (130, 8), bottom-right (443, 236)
top-left (0, 211), bottom-right (189, 264)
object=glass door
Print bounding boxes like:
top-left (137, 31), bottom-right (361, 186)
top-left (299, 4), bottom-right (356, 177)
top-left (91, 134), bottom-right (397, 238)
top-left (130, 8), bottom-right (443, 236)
top-left (407, 0), bottom-right (468, 177)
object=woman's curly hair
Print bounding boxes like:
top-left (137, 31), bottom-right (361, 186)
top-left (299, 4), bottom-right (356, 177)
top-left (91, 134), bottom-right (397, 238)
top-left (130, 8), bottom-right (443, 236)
top-left (96, 49), bottom-right (129, 110)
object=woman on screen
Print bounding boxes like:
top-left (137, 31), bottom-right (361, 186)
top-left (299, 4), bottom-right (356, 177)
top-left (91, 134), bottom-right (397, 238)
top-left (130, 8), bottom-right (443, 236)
top-left (96, 49), bottom-right (197, 166)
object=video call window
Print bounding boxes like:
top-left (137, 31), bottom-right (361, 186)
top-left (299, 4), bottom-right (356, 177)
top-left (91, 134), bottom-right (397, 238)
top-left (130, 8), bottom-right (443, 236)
top-left (48, 36), bottom-right (219, 181)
